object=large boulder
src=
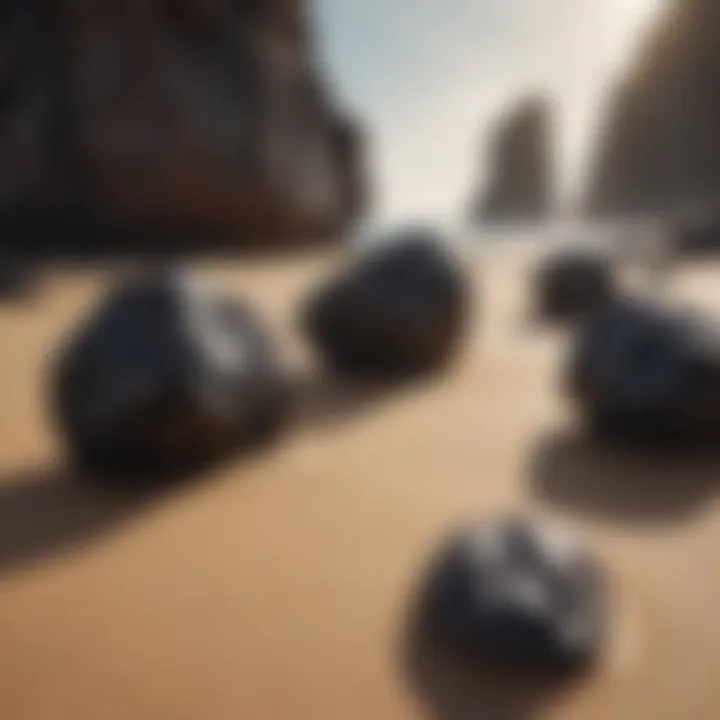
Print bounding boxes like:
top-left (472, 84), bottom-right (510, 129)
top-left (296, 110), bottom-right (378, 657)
top-left (0, 0), bottom-right (366, 252)
top-left (568, 299), bottom-right (720, 445)
top-left (302, 227), bottom-right (471, 378)
top-left (534, 250), bottom-right (615, 323)
top-left (421, 517), bottom-right (607, 675)
top-left (52, 270), bottom-right (289, 477)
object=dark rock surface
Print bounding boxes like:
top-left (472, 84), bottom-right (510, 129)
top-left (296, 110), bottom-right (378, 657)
top-left (420, 517), bottom-right (607, 675)
top-left (52, 269), bottom-right (288, 478)
top-left (586, 0), bottom-right (720, 216)
top-left (473, 96), bottom-right (553, 223)
top-left (568, 299), bottom-right (720, 446)
top-left (0, 252), bottom-right (37, 299)
top-left (0, 0), bottom-right (366, 250)
top-left (670, 204), bottom-right (720, 256)
top-left (535, 250), bottom-right (615, 323)
top-left (302, 227), bottom-right (471, 378)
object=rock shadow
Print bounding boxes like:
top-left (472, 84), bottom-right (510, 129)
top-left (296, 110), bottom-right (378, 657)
top-left (529, 430), bottom-right (720, 525)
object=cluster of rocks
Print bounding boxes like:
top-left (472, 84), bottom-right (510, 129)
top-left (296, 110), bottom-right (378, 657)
top-left (51, 218), bottom-right (720, 682)
top-left (52, 226), bottom-right (471, 477)
top-left (532, 242), bottom-right (720, 451)
top-left (50, 224), bottom-right (614, 681)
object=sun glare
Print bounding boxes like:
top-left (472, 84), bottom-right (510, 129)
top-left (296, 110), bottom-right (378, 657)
top-left (622, 0), bottom-right (663, 23)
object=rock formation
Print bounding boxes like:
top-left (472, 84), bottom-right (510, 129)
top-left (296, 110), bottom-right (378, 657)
top-left (586, 0), bottom-right (720, 217)
top-left (0, 0), bottom-right (366, 251)
top-left (473, 96), bottom-right (552, 223)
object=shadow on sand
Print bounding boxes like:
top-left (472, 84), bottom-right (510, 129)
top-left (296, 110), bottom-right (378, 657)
top-left (0, 466), bottom-right (148, 573)
top-left (529, 430), bottom-right (720, 525)
top-left (0, 372), bottom-right (415, 575)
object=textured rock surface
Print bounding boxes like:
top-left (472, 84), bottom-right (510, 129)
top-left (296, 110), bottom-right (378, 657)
top-left (569, 299), bottom-right (720, 445)
top-left (474, 96), bottom-right (552, 223)
top-left (0, 0), bottom-right (366, 248)
top-left (302, 227), bottom-right (471, 378)
top-left (421, 517), bottom-right (606, 674)
top-left (52, 269), bottom-right (288, 477)
top-left (586, 0), bottom-right (720, 216)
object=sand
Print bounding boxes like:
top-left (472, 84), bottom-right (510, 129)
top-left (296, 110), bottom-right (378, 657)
top-left (0, 244), bottom-right (719, 719)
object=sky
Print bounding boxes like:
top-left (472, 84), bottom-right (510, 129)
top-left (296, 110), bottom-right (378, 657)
top-left (312, 0), bottom-right (666, 223)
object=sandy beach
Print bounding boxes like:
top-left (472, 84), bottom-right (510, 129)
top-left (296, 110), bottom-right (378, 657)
top-left (0, 243), bottom-right (719, 719)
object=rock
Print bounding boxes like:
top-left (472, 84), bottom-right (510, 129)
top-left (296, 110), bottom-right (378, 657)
top-left (473, 96), bottom-right (553, 223)
top-left (535, 250), bottom-right (615, 323)
top-left (586, 0), bottom-right (720, 216)
top-left (0, 254), bottom-right (36, 299)
top-left (52, 269), bottom-right (289, 477)
top-left (568, 299), bottom-right (720, 446)
top-left (422, 517), bottom-right (606, 674)
top-left (0, 0), bottom-right (366, 251)
top-left (302, 227), bottom-right (471, 378)
top-left (670, 204), bottom-right (720, 256)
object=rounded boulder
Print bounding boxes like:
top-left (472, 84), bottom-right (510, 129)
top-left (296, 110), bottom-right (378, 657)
top-left (568, 299), bottom-right (720, 445)
top-left (422, 517), bottom-right (607, 675)
top-left (303, 227), bottom-right (471, 378)
top-left (52, 269), bottom-right (289, 478)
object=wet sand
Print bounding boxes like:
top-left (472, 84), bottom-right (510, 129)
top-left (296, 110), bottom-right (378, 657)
top-left (0, 245), bottom-right (719, 719)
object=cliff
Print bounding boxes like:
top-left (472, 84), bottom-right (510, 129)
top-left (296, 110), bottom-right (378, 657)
top-left (0, 0), bottom-right (366, 252)
top-left (586, 0), bottom-right (720, 217)
top-left (473, 96), bottom-right (552, 223)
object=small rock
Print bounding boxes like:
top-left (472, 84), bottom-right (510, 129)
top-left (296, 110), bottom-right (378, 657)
top-left (423, 517), bottom-right (607, 675)
top-left (52, 269), bottom-right (289, 478)
top-left (303, 227), bottom-right (471, 377)
top-left (535, 250), bottom-right (614, 323)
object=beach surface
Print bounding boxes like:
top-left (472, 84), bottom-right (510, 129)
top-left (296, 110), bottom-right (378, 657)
top-left (0, 242), bottom-right (719, 719)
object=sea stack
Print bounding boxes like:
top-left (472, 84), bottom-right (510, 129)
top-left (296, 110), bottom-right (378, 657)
top-left (473, 96), bottom-right (553, 224)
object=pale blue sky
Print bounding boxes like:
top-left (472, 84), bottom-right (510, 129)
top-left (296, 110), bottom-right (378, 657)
top-left (312, 0), bottom-right (665, 222)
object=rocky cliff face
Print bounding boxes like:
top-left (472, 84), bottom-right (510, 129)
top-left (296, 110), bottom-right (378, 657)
top-left (586, 0), bottom-right (720, 217)
top-left (0, 0), bottom-right (366, 250)
top-left (473, 97), bottom-right (552, 223)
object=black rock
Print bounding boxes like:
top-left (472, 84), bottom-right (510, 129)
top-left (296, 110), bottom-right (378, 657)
top-left (535, 250), bottom-right (614, 323)
top-left (423, 517), bottom-right (606, 675)
top-left (52, 269), bottom-right (289, 478)
top-left (303, 228), bottom-right (471, 378)
top-left (568, 300), bottom-right (720, 446)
